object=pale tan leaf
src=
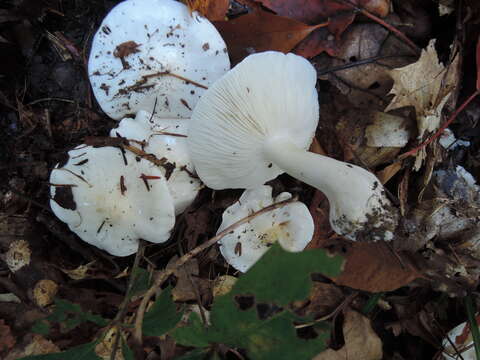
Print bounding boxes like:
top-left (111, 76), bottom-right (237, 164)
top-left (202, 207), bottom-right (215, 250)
top-left (313, 309), bottom-right (383, 360)
top-left (385, 39), bottom-right (459, 139)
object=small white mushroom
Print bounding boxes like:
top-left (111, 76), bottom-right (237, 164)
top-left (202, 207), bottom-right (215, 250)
top-left (111, 111), bottom-right (201, 214)
top-left (217, 185), bottom-right (314, 272)
top-left (442, 319), bottom-right (478, 360)
top-left (188, 51), bottom-right (397, 241)
top-left (88, 0), bottom-right (230, 120)
top-left (49, 145), bottom-right (175, 256)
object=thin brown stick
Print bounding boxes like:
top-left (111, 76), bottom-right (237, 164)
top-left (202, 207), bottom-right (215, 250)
top-left (132, 196), bottom-right (297, 346)
top-left (334, 0), bottom-right (421, 55)
top-left (109, 241), bottom-right (146, 360)
top-left (398, 89), bottom-right (480, 159)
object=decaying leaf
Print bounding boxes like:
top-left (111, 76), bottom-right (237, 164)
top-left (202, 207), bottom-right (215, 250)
top-left (5, 334), bottom-right (60, 360)
top-left (215, 5), bottom-right (327, 64)
top-left (259, 0), bottom-right (390, 58)
top-left (0, 319), bottom-right (15, 354)
top-left (33, 279), bottom-right (58, 307)
top-left (313, 309), bottom-right (383, 360)
top-left (385, 39), bottom-right (459, 140)
top-left (213, 275), bottom-right (237, 297)
top-left (184, 0), bottom-right (229, 21)
top-left (95, 326), bottom-right (125, 360)
top-left (332, 242), bottom-right (421, 292)
top-left (61, 261), bottom-right (96, 280)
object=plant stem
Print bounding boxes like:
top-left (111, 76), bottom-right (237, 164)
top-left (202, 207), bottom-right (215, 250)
top-left (465, 294), bottom-right (480, 360)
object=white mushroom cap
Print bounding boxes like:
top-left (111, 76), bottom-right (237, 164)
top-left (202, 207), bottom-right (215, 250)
top-left (188, 51), bottom-right (397, 241)
top-left (88, 0), bottom-right (230, 120)
top-left (49, 145), bottom-right (175, 256)
top-left (110, 110), bottom-right (201, 214)
top-left (217, 185), bottom-right (314, 272)
top-left (442, 319), bottom-right (477, 360)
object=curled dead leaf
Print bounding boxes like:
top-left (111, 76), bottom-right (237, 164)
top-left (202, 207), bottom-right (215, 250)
top-left (332, 242), bottom-right (421, 292)
top-left (313, 309), bottom-right (383, 360)
top-left (214, 5), bottom-right (327, 64)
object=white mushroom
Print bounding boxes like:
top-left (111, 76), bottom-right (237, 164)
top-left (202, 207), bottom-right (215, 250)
top-left (110, 111), bottom-right (201, 214)
top-left (88, 0), bottom-right (230, 120)
top-left (442, 319), bottom-right (478, 360)
top-left (188, 51), bottom-right (397, 241)
top-left (49, 145), bottom-right (175, 256)
top-left (217, 185), bottom-right (314, 272)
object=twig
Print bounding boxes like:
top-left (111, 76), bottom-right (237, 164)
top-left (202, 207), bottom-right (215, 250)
top-left (132, 196), bottom-right (297, 347)
top-left (110, 241), bottom-right (146, 360)
top-left (398, 89), bottom-right (480, 160)
top-left (333, 0), bottom-right (421, 55)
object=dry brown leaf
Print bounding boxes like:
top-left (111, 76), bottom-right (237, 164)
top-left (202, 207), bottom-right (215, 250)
top-left (313, 309), bottom-right (383, 360)
top-left (184, 0), bottom-right (229, 21)
top-left (333, 242), bottom-right (421, 292)
top-left (61, 261), bottom-right (96, 280)
top-left (0, 319), bottom-right (15, 354)
top-left (95, 326), bottom-right (125, 360)
top-left (33, 279), bottom-right (58, 307)
top-left (214, 5), bottom-right (326, 64)
top-left (167, 257), bottom-right (211, 302)
top-left (385, 39), bottom-right (459, 141)
top-left (376, 162), bottom-right (402, 184)
top-left (5, 334), bottom-right (60, 360)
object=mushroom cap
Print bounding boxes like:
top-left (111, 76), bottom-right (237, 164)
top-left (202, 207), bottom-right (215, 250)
top-left (110, 110), bottom-right (201, 214)
top-left (88, 0), bottom-right (230, 120)
top-left (187, 51), bottom-right (319, 189)
top-left (217, 185), bottom-right (314, 272)
top-left (442, 319), bottom-right (477, 360)
top-left (50, 145), bottom-right (175, 256)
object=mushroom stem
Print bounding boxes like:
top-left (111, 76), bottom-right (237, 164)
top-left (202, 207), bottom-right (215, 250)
top-left (264, 138), bottom-right (396, 240)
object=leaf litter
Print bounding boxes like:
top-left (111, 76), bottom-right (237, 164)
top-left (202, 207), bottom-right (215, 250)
top-left (1, 0), bottom-right (480, 359)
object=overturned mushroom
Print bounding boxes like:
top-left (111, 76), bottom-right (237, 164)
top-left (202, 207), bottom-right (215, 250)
top-left (88, 0), bottom-right (230, 120)
top-left (49, 145), bottom-right (175, 256)
top-left (188, 51), bottom-right (397, 241)
top-left (111, 111), bottom-right (201, 214)
top-left (217, 185), bottom-right (314, 272)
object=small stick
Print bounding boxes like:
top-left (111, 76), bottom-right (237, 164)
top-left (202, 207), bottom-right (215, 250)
top-left (333, 0), bottom-right (420, 54)
top-left (132, 196), bottom-right (297, 346)
top-left (398, 90), bottom-right (480, 160)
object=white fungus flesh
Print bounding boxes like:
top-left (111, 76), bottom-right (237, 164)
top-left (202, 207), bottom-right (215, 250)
top-left (217, 185), bottom-right (314, 272)
top-left (111, 111), bottom-right (201, 214)
top-left (49, 146), bottom-right (175, 256)
top-left (188, 51), bottom-right (397, 241)
top-left (88, 0), bottom-right (230, 120)
top-left (442, 319), bottom-right (478, 360)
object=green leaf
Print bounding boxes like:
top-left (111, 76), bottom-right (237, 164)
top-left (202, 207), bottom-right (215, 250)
top-left (121, 338), bottom-right (135, 360)
top-left (176, 348), bottom-right (211, 360)
top-left (18, 340), bottom-right (101, 360)
top-left (172, 244), bottom-right (343, 360)
top-left (173, 312), bottom-right (210, 347)
top-left (129, 267), bottom-right (152, 298)
top-left (31, 320), bottom-right (50, 335)
top-left (31, 298), bottom-right (109, 335)
top-left (142, 286), bottom-right (183, 336)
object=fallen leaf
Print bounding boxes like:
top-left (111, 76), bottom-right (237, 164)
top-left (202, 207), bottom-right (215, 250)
top-left (214, 5), bottom-right (327, 64)
top-left (313, 309), bottom-right (383, 360)
top-left (292, 282), bottom-right (344, 318)
top-left (0, 319), bottom-right (15, 354)
top-left (333, 242), bottom-right (421, 292)
top-left (376, 162), bottom-right (402, 184)
top-left (184, 0), bottom-right (229, 21)
top-left (5, 334), bottom-right (60, 360)
top-left (385, 39), bottom-right (459, 140)
top-left (33, 279), bottom-right (58, 307)
top-left (257, 0), bottom-right (390, 58)
top-left (61, 261), bottom-right (96, 280)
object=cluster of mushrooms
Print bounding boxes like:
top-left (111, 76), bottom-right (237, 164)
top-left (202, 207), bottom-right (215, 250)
top-left (49, 0), bottom-right (398, 271)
